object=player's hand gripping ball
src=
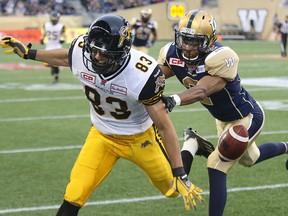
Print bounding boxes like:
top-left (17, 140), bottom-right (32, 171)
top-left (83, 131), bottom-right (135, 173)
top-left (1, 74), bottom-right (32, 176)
top-left (218, 125), bottom-right (249, 162)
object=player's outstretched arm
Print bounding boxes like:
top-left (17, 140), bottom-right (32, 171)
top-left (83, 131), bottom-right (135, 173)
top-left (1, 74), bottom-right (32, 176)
top-left (145, 100), bottom-right (203, 210)
top-left (1, 36), bottom-right (69, 67)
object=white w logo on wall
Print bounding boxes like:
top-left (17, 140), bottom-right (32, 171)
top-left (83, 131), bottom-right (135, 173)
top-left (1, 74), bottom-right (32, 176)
top-left (238, 9), bottom-right (268, 33)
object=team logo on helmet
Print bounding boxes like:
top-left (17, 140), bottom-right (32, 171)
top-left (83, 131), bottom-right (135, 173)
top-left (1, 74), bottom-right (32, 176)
top-left (118, 26), bottom-right (131, 48)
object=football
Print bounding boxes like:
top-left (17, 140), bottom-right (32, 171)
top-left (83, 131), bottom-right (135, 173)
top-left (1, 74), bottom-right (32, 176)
top-left (218, 125), bottom-right (249, 161)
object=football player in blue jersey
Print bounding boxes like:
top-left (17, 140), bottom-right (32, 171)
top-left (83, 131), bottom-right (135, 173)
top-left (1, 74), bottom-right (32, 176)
top-left (130, 8), bottom-right (158, 54)
top-left (1, 14), bottom-right (203, 215)
top-left (158, 9), bottom-right (288, 216)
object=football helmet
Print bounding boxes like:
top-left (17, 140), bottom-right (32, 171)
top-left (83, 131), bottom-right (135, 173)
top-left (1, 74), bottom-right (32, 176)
top-left (50, 11), bottom-right (60, 25)
top-left (140, 8), bottom-right (152, 23)
top-left (175, 9), bottom-right (218, 65)
top-left (83, 14), bottom-right (132, 75)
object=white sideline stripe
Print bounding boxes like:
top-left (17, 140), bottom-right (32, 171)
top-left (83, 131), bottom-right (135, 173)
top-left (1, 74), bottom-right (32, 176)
top-left (0, 89), bottom-right (285, 103)
top-left (0, 96), bottom-right (85, 103)
top-left (0, 145), bottom-right (82, 154)
top-left (0, 183), bottom-right (287, 214)
top-left (0, 114), bottom-right (89, 122)
top-left (0, 108), bottom-right (206, 122)
top-left (0, 109), bottom-right (205, 122)
top-left (0, 130), bottom-right (287, 154)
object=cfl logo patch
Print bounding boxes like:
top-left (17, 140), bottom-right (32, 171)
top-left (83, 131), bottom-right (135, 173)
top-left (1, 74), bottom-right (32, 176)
top-left (169, 58), bottom-right (185, 67)
top-left (81, 72), bottom-right (96, 84)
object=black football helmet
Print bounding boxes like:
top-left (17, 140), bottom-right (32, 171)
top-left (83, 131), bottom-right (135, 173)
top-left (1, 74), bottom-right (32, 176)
top-left (50, 11), bottom-right (60, 25)
top-left (83, 14), bottom-right (132, 75)
top-left (175, 9), bottom-right (218, 65)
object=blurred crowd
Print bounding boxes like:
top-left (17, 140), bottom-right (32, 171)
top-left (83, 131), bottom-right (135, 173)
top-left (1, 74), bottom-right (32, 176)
top-left (0, 0), bottom-right (172, 16)
top-left (0, 0), bottom-right (76, 16)
top-left (81, 0), bottom-right (173, 13)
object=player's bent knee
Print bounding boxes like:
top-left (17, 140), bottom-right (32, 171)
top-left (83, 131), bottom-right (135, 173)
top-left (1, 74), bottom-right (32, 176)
top-left (238, 143), bottom-right (260, 167)
top-left (238, 157), bottom-right (256, 167)
top-left (64, 179), bottom-right (87, 206)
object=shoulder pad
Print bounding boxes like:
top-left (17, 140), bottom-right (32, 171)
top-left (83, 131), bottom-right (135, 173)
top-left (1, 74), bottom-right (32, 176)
top-left (157, 42), bottom-right (173, 65)
top-left (151, 21), bottom-right (158, 29)
top-left (139, 65), bottom-right (165, 105)
top-left (205, 46), bottom-right (239, 81)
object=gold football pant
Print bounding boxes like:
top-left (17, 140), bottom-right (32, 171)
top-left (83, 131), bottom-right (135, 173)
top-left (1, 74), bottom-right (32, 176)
top-left (207, 102), bottom-right (264, 173)
top-left (64, 125), bottom-right (175, 206)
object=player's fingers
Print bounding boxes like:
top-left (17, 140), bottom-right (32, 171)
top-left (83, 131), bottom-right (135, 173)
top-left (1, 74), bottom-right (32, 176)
top-left (188, 195), bottom-right (197, 210)
top-left (0, 42), bottom-right (10, 48)
top-left (182, 196), bottom-right (190, 211)
top-left (193, 187), bottom-right (204, 202)
top-left (4, 50), bottom-right (15, 54)
top-left (1, 36), bottom-right (12, 41)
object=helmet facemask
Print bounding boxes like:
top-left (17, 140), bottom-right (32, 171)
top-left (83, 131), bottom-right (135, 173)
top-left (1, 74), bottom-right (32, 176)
top-left (175, 29), bottom-right (210, 65)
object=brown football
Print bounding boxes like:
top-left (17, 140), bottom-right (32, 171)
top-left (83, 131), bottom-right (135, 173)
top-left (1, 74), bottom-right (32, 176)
top-left (218, 125), bottom-right (249, 161)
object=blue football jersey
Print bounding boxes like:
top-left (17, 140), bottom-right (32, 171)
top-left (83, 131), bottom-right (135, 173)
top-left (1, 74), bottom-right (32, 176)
top-left (158, 42), bottom-right (258, 121)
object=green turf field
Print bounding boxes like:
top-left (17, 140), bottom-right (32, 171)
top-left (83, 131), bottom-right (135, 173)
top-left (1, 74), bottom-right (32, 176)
top-left (0, 40), bottom-right (287, 216)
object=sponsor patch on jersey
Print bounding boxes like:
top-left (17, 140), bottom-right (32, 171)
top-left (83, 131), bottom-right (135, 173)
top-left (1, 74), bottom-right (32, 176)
top-left (80, 72), bottom-right (96, 84)
top-left (169, 58), bottom-right (185, 67)
top-left (196, 65), bottom-right (206, 74)
top-left (110, 84), bottom-right (127, 95)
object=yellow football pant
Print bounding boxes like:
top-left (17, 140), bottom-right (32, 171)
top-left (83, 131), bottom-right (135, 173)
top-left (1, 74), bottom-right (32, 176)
top-left (64, 125), bottom-right (175, 206)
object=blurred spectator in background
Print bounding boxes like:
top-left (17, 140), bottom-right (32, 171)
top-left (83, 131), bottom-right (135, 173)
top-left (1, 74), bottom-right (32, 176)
top-left (130, 8), bottom-right (157, 54)
top-left (273, 13), bottom-right (279, 33)
top-left (272, 13), bottom-right (279, 41)
top-left (277, 15), bottom-right (288, 57)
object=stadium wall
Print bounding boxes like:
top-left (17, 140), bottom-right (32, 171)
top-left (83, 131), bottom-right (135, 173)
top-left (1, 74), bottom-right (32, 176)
top-left (0, 0), bottom-right (287, 41)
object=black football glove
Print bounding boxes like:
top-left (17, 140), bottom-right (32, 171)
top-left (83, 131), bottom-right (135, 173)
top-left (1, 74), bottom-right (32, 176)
top-left (161, 95), bottom-right (176, 112)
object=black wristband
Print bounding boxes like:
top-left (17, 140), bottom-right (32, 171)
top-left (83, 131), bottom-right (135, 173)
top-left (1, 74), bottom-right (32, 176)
top-left (172, 167), bottom-right (186, 177)
top-left (28, 49), bottom-right (37, 60)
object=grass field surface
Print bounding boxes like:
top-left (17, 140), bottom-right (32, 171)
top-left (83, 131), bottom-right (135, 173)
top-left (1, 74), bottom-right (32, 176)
top-left (0, 40), bottom-right (287, 216)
